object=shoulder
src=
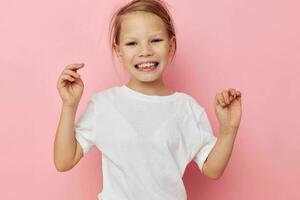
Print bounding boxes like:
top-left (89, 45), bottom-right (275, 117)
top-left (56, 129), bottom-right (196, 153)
top-left (92, 86), bottom-right (119, 101)
top-left (88, 86), bottom-right (119, 113)
top-left (178, 92), bottom-right (205, 111)
top-left (176, 92), bottom-right (206, 123)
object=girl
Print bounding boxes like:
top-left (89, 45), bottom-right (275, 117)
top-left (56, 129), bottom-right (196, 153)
top-left (54, 0), bottom-right (242, 199)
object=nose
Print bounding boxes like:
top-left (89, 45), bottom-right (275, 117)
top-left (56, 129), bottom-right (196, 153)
top-left (138, 43), bottom-right (153, 57)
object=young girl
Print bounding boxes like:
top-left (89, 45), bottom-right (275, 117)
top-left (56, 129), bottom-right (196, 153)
top-left (54, 0), bottom-right (242, 199)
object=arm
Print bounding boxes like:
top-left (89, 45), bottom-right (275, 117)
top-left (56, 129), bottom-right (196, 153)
top-left (54, 63), bottom-right (86, 172)
top-left (53, 105), bottom-right (83, 172)
top-left (203, 88), bottom-right (242, 180)
top-left (202, 126), bottom-right (238, 180)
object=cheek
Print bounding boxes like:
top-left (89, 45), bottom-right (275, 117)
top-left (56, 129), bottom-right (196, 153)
top-left (157, 48), bottom-right (171, 59)
top-left (120, 49), bottom-right (133, 62)
top-left (157, 44), bottom-right (171, 55)
top-left (122, 54), bottom-right (135, 66)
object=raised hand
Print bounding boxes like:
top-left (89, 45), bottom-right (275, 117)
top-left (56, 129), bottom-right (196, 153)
top-left (56, 63), bottom-right (85, 108)
top-left (214, 88), bottom-right (242, 129)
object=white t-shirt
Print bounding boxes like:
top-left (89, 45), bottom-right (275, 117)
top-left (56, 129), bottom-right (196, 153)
top-left (75, 85), bottom-right (217, 200)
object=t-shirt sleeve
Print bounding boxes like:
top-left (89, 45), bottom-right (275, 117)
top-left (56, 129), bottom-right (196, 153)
top-left (189, 99), bottom-right (218, 173)
top-left (75, 95), bottom-right (97, 156)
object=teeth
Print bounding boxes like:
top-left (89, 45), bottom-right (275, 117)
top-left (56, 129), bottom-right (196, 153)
top-left (137, 62), bottom-right (157, 68)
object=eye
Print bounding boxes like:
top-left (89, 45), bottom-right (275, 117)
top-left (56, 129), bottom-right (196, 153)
top-left (152, 39), bottom-right (163, 43)
top-left (125, 42), bottom-right (137, 46)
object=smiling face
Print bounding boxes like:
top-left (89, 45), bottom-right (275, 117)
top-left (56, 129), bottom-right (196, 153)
top-left (114, 11), bottom-right (175, 84)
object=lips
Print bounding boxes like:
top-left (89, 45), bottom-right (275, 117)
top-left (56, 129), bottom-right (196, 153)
top-left (134, 61), bottom-right (159, 68)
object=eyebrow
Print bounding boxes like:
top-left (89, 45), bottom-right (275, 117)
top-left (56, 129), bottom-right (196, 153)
top-left (123, 32), bottom-right (165, 40)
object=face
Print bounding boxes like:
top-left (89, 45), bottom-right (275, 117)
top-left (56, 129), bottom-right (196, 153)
top-left (114, 11), bottom-right (175, 84)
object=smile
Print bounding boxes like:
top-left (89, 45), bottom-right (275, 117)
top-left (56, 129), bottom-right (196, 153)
top-left (134, 61), bottom-right (159, 72)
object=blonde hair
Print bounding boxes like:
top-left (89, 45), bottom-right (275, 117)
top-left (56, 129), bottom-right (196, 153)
top-left (108, 0), bottom-right (177, 62)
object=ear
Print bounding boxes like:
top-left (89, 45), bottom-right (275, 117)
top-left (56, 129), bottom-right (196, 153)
top-left (113, 41), bottom-right (123, 63)
top-left (169, 36), bottom-right (176, 53)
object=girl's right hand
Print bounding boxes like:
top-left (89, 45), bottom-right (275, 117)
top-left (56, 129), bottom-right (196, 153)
top-left (56, 63), bottom-right (85, 108)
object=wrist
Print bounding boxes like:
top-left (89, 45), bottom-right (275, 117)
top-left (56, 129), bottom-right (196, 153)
top-left (219, 125), bottom-right (238, 135)
top-left (62, 104), bottom-right (78, 112)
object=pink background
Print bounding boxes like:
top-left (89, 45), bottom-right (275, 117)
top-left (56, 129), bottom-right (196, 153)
top-left (1, 0), bottom-right (299, 199)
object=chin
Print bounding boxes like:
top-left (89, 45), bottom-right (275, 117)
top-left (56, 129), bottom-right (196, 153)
top-left (134, 74), bottom-right (162, 82)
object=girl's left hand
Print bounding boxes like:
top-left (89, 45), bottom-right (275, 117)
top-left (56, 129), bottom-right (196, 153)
top-left (214, 88), bottom-right (242, 129)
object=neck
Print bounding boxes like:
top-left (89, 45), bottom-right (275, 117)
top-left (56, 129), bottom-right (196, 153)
top-left (126, 77), bottom-right (174, 96)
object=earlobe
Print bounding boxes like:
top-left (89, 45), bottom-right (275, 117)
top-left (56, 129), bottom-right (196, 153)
top-left (169, 36), bottom-right (176, 53)
top-left (114, 43), bottom-right (123, 63)
top-left (113, 41), bottom-right (120, 55)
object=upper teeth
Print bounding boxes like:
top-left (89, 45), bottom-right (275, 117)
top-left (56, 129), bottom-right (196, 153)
top-left (137, 62), bottom-right (157, 68)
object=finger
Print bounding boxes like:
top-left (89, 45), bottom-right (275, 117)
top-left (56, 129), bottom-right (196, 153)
top-left (229, 88), bottom-right (237, 99)
top-left (63, 69), bottom-right (80, 79)
top-left (222, 90), bottom-right (230, 104)
top-left (65, 63), bottom-right (85, 71)
top-left (60, 74), bottom-right (75, 83)
top-left (217, 93), bottom-right (226, 107)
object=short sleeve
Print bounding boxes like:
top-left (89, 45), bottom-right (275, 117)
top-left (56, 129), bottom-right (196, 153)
top-left (75, 95), bottom-right (97, 156)
top-left (193, 110), bottom-right (217, 172)
top-left (188, 99), bottom-right (218, 172)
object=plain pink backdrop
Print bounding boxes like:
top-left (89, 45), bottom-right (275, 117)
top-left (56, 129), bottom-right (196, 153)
top-left (1, 0), bottom-right (299, 199)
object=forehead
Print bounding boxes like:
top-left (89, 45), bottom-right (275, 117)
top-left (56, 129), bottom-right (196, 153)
top-left (120, 11), bottom-right (167, 39)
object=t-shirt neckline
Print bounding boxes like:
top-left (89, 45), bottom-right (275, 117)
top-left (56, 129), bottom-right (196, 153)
top-left (120, 85), bottom-right (180, 102)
